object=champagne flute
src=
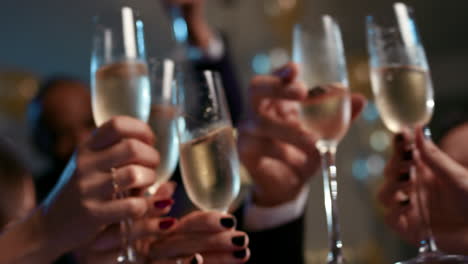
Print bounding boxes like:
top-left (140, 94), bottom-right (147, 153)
top-left (91, 6), bottom-right (150, 263)
top-left (176, 69), bottom-right (240, 213)
top-left (147, 58), bottom-right (180, 194)
top-left (367, 3), bottom-right (468, 263)
top-left (293, 15), bottom-right (351, 264)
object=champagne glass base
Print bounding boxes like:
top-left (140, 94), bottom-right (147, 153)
top-left (396, 252), bottom-right (468, 264)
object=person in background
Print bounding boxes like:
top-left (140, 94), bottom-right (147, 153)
top-left (0, 138), bottom-right (36, 231)
top-left (379, 109), bottom-right (468, 255)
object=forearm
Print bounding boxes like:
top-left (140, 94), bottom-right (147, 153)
top-left (186, 17), bottom-right (214, 50)
top-left (0, 209), bottom-right (62, 264)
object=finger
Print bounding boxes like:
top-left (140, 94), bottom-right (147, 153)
top-left (154, 181), bottom-right (178, 197)
top-left (133, 216), bottom-right (177, 238)
top-left (151, 254), bottom-right (204, 264)
top-left (174, 211), bottom-right (237, 233)
top-left (249, 63), bottom-right (305, 107)
top-left (378, 180), bottom-right (412, 208)
top-left (349, 93), bottom-right (367, 121)
top-left (98, 196), bottom-right (150, 223)
top-left (87, 138), bottom-right (160, 171)
top-left (89, 116), bottom-right (155, 150)
top-left (239, 118), bottom-right (317, 156)
top-left (384, 194), bottom-right (422, 245)
top-left (272, 62), bottom-right (299, 83)
top-left (201, 249), bottom-right (251, 264)
top-left (114, 165), bottom-right (157, 192)
top-left (92, 217), bottom-right (177, 252)
top-left (238, 134), bottom-right (314, 183)
top-left (415, 127), bottom-right (468, 186)
top-left (149, 231), bottom-right (248, 260)
top-left (250, 77), bottom-right (306, 105)
top-left (76, 248), bottom-right (120, 264)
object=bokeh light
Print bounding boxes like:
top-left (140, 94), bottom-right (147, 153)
top-left (352, 158), bottom-right (369, 181)
top-left (269, 48), bottom-right (289, 69)
top-left (366, 154), bottom-right (385, 176)
top-left (369, 130), bottom-right (390, 152)
top-left (252, 53), bottom-right (271, 74)
top-left (362, 101), bottom-right (380, 122)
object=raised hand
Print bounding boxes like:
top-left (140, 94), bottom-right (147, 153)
top-left (147, 211), bottom-right (250, 264)
top-left (379, 127), bottom-right (468, 254)
top-left (238, 63), bottom-right (366, 207)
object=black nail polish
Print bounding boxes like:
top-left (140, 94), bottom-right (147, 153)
top-left (220, 217), bottom-right (236, 228)
top-left (308, 86), bottom-right (326, 97)
top-left (400, 199), bottom-right (410, 206)
top-left (233, 249), bottom-right (247, 259)
top-left (398, 172), bottom-right (410, 182)
top-left (403, 150), bottom-right (413, 161)
top-left (395, 133), bottom-right (404, 142)
top-left (190, 256), bottom-right (198, 264)
top-left (232, 236), bottom-right (246, 247)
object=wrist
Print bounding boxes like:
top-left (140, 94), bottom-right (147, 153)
top-left (0, 208), bottom-right (62, 263)
top-left (253, 188), bottom-right (300, 207)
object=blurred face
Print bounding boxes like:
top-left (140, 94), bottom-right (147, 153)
top-left (439, 123), bottom-right (468, 169)
top-left (43, 81), bottom-right (95, 162)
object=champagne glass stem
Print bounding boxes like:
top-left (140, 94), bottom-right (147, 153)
top-left (413, 166), bottom-right (438, 253)
top-left (411, 129), bottom-right (439, 254)
top-left (319, 145), bottom-right (345, 264)
top-left (115, 191), bottom-right (137, 263)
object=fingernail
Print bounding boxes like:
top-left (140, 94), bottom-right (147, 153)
top-left (232, 235), bottom-right (246, 247)
top-left (398, 172), bottom-right (410, 182)
top-left (403, 150), bottom-right (413, 161)
top-left (190, 256), bottom-right (199, 264)
top-left (220, 217), bottom-right (236, 229)
top-left (395, 133), bottom-right (404, 142)
top-left (233, 249), bottom-right (247, 259)
top-left (159, 218), bottom-right (176, 230)
top-left (399, 199), bottom-right (410, 206)
top-left (277, 66), bottom-right (292, 79)
top-left (154, 199), bottom-right (174, 209)
top-left (308, 86), bottom-right (326, 97)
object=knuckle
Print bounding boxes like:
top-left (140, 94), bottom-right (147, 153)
top-left (124, 139), bottom-right (141, 160)
top-left (126, 166), bottom-right (140, 186)
top-left (127, 199), bottom-right (146, 218)
top-left (108, 116), bottom-right (126, 131)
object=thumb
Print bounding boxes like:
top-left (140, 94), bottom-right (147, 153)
top-left (415, 127), bottom-right (468, 186)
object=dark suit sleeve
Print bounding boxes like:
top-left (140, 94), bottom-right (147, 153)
top-left (234, 204), bottom-right (305, 264)
top-left (191, 34), bottom-right (244, 126)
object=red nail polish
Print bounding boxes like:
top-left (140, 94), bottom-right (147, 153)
top-left (154, 199), bottom-right (174, 209)
top-left (159, 218), bottom-right (176, 230)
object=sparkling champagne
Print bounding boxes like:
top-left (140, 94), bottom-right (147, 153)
top-left (148, 104), bottom-right (179, 187)
top-left (300, 83), bottom-right (351, 145)
top-left (93, 61), bottom-right (151, 126)
top-left (179, 125), bottom-right (240, 212)
top-left (371, 66), bottom-right (434, 133)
